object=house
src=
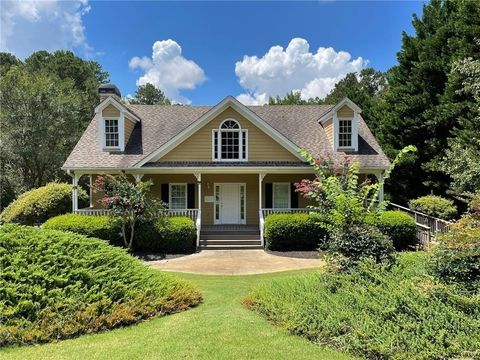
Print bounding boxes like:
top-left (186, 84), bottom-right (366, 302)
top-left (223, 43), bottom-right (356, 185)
top-left (63, 84), bottom-right (390, 249)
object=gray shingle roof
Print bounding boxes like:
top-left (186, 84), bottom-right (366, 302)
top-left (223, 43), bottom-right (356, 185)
top-left (63, 103), bottom-right (390, 170)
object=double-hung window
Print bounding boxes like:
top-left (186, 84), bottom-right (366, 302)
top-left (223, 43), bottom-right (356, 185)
top-left (338, 119), bottom-right (352, 148)
top-left (213, 119), bottom-right (247, 161)
top-left (169, 184), bottom-right (187, 209)
top-left (273, 183), bottom-right (290, 209)
top-left (104, 118), bottom-right (119, 148)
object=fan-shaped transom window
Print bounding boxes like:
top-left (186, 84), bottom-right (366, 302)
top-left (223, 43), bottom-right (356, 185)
top-left (213, 119), bottom-right (248, 161)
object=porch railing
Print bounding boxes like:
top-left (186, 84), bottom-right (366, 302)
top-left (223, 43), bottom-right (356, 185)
top-left (74, 208), bottom-right (111, 216)
top-left (165, 209), bottom-right (199, 222)
top-left (195, 210), bottom-right (201, 248)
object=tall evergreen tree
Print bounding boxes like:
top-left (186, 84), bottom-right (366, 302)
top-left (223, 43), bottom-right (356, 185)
top-left (377, 0), bottom-right (480, 204)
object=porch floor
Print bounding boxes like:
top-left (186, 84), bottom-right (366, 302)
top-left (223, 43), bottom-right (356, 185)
top-left (201, 225), bottom-right (259, 232)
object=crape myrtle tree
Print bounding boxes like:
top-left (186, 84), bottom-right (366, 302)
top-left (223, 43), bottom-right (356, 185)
top-left (93, 174), bottom-right (166, 250)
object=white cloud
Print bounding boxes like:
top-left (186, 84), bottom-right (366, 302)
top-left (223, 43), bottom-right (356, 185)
top-left (235, 38), bottom-right (366, 105)
top-left (129, 39), bottom-right (206, 104)
top-left (0, 0), bottom-right (93, 58)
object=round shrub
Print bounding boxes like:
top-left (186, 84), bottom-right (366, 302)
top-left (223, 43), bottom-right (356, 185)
top-left (328, 223), bottom-right (395, 269)
top-left (264, 213), bottom-right (330, 251)
top-left (43, 214), bottom-right (122, 245)
top-left (0, 183), bottom-right (88, 225)
top-left (0, 224), bottom-right (201, 346)
top-left (431, 217), bottom-right (480, 292)
top-left (367, 211), bottom-right (417, 250)
top-left (136, 216), bottom-right (196, 253)
top-left (409, 195), bottom-right (457, 220)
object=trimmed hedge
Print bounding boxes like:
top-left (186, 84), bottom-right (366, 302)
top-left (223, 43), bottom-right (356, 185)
top-left (245, 252), bottom-right (480, 360)
top-left (0, 183), bottom-right (88, 225)
top-left (409, 195), bottom-right (457, 220)
top-left (136, 217), bottom-right (196, 253)
top-left (264, 213), bottom-right (330, 251)
top-left (43, 214), bottom-right (122, 245)
top-left (0, 224), bottom-right (201, 346)
top-left (367, 211), bottom-right (417, 250)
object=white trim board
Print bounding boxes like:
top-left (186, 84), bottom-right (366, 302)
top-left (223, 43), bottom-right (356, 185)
top-left (134, 96), bottom-right (305, 167)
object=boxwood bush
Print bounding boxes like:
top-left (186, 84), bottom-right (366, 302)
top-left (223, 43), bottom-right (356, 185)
top-left (43, 214), bottom-right (122, 245)
top-left (0, 183), bottom-right (88, 225)
top-left (367, 211), bottom-right (417, 250)
top-left (244, 252), bottom-right (480, 360)
top-left (264, 213), bottom-right (330, 251)
top-left (328, 223), bottom-right (395, 269)
top-left (409, 195), bottom-right (457, 220)
top-left (135, 216), bottom-right (196, 253)
top-left (0, 224), bottom-right (201, 346)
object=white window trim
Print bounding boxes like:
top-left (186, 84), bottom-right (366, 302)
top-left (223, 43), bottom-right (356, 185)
top-left (272, 182), bottom-right (291, 209)
top-left (99, 113), bottom-right (125, 151)
top-left (333, 111), bottom-right (358, 152)
top-left (169, 183), bottom-right (187, 210)
top-left (212, 119), bottom-right (248, 162)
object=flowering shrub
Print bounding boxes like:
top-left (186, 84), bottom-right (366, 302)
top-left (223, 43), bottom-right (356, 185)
top-left (93, 174), bottom-right (165, 250)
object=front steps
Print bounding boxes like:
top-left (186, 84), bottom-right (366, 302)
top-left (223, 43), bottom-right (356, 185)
top-left (199, 225), bottom-right (262, 250)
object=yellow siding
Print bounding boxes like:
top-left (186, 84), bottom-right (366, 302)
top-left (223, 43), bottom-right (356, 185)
top-left (337, 105), bottom-right (354, 118)
top-left (324, 118), bottom-right (333, 146)
top-left (102, 104), bottom-right (120, 117)
top-left (124, 117), bottom-right (135, 144)
top-left (158, 107), bottom-right (300, 162)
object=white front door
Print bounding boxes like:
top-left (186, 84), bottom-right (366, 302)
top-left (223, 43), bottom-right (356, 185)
top-left (215, 183), bottom-right (245, 224)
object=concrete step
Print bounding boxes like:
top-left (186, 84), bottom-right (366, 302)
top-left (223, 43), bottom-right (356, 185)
top-left (198, 244), bottom-right (264, 250)
top-left (200, 234), bottom-right (261, 240)
top-left (200, 239), bottom-right (262, 246)
top-left (200, 230), bottom-right (260, 236)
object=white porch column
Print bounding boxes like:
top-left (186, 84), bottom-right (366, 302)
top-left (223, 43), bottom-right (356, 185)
top-left (378, 171), bottom-right (385, 201)
top-left (258, 173), bottom-right (266, 210)
top-left (89, 175), bottom-right (93, 208)
top-left (194, 173), bottom-right (202, 210)
top-left (71, 172), bottom-right (81, 212)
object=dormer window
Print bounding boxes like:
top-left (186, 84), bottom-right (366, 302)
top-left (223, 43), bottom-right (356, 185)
top-left (104, 118), bottom-right (119, 148)
top-left (338, 119), bottom-right (352, 148)
top-left (213, 119), bottom-right (248, 161)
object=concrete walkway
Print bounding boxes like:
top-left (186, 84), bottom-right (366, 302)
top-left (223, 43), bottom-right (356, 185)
top-left (147, 250), bottom-right (323, 275)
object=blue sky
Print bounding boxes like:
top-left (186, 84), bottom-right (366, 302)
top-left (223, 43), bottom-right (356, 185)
top-left (1, 1), bottom-right (423, 105)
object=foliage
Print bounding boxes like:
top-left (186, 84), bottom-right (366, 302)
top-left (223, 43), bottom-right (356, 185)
top-left (264, 213), bottom-right (330, 251)
top-left (245, 252), bottom-right (480, 360)
top-left (92, 174), bottom-right (166, 250)
top-left (43, 214), bottom-right (122, 245)
top-left (327, 224), bottom-right (395, 269)
top-left (431, 199), bottom-right (480, 292)
top-left (0, 224), bottom-right (201, 346)
top-left (441, 44), bottom-right (480, 198)
top-left (296, 146), bottom-right (416, 227)
top-left (376, 0), bottom-right (480, 202)
top-left (136, 217), bottom-right (196, 253)
top-left (367, 210), bottom-right (417, 251)
top-left (0, 51), bottom-right (108, 209)
top-left (128, 83), bottom-right (171, 105)
top-left (409, 195), bottom-right (458, 220)
top-left (0, 183), bottom-right (87, 225)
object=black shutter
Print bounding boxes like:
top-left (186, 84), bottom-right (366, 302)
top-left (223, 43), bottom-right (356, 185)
top-left (187, 184), bottom-right (195, 209)
top-left (265, 183), bottom-right (273, 208)
top-left (290, 183), bottom-right (298, 208)
top-left (161, 184), bottom-right (169, 205)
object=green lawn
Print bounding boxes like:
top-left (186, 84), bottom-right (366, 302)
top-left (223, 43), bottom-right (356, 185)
top-left (1, 269), bottom-right (353, 360)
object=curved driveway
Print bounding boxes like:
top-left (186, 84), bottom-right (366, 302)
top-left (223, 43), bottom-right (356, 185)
top-left (147, 250), bottom-right (322, 275)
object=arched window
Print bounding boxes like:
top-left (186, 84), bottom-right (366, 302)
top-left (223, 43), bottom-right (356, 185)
top-left (213, 119), bottom-right (248, 161)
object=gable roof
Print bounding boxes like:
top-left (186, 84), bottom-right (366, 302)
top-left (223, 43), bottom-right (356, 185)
top-left (63, 99), bottom-right (390, 171)
top-left (318, 97), bottom-right (361, 124)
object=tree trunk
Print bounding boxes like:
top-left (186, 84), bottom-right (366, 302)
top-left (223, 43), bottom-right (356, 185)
top-left (121, 223), bottom-right (128, 248)
top-left (128, 220), bottom-right (135, 251)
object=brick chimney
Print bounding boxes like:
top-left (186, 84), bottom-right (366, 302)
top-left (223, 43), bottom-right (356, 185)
top-left (98, 83), bottom-right (121, 102)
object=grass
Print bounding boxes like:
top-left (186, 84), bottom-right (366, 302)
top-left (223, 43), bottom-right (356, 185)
top-left (1, 270), bottom-right (353, 360)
